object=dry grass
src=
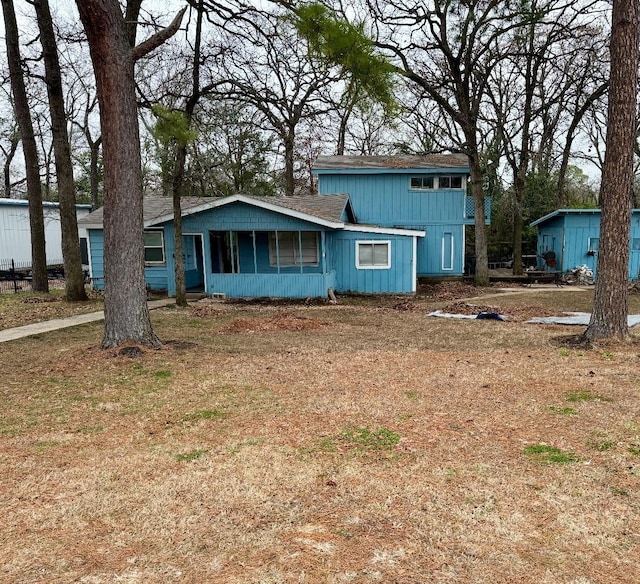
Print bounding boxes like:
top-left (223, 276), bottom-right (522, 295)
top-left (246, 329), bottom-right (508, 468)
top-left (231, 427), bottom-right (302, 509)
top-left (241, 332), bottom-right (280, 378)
top-left (0, 289), bottom-right (104, 330)
top-left (1, 286), bottom-right (640, 583)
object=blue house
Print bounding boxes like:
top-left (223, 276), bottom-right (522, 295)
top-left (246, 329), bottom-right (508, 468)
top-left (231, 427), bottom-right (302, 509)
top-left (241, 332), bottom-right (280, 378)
top-left (80, 154), bottom-right (484, 299)
top-left (531, 208), bottom-right (640, 280)
top-left (79, 193), bottom-right (425, 298)
top-left (313, 154), bottom-right (483, 277)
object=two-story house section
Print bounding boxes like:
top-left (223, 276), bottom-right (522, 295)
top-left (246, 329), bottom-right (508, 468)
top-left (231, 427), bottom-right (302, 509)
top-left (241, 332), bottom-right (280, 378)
top-left (313, 154), bottom-right (479, 278)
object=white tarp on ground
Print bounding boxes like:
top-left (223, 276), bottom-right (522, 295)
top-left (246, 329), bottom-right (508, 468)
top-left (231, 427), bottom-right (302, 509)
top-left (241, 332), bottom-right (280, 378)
top-left (427, 310), bottom-right (507, 321)
top-left (427, 310), bottom-right (640, 327)
top-left (526, 312), bottom-right (640, 327)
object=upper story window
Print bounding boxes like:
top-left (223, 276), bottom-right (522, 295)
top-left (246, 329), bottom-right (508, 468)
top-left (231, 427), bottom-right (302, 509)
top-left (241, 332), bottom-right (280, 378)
top-left (410, 176), bottom-right (434, 190)
top-left (410, 175), bottom-right (463, 190)
top-left (144, 230), bottom-right (165, 264)
top-left (439, 175), bottom-right (463, 189)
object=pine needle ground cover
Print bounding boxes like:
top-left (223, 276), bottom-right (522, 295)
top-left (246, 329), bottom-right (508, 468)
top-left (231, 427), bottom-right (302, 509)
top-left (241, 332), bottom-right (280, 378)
top-left (1, 288), bottom-right (639, 583)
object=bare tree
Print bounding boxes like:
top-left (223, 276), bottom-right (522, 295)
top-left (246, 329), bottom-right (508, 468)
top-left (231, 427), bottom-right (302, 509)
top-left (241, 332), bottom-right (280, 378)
top-left (216, 8), bottom-right (337, 196)
top-left (585, 0), bottom-right (639, 340)
top-left (67, 60), bottom-right (103, 209)
top-left (1, 0), bottom-right (48, 291)
top-left (361, 0), bottom-right (528, 286)
top-left (0, 102), bottom-right (21, 197)
top-left (75, 0), bottom-right (185, 348)
top-left (32, 0), bottom-right (88, 301)
top-left (487, 0), bottom-right (608, 274)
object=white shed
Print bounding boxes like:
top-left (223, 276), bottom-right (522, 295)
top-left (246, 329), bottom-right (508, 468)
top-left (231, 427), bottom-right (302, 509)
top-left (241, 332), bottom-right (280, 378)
top-left (0, 198), bottom-right (92, 266)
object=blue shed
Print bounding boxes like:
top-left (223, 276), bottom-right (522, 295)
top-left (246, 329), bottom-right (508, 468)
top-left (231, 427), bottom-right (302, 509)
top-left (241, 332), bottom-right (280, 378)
top-left (531, 208), bottom-right (640, 280)
top-left (79, 194), bottom-right (425, 298)
top-left (313, 154), bottom-right (490, 277)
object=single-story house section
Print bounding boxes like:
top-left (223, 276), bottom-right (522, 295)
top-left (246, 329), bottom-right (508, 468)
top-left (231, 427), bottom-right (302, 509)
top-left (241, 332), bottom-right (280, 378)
top-left (78, 194), bottom-right (425, 298)
top-left (531, 208), bottom-right (640, 280)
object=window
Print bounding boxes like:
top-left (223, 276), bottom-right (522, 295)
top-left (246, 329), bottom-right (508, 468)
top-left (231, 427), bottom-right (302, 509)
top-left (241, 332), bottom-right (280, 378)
top-left (410, 176), bottom-right (434, 190)
top-left (356, 241), bottom-right (391, 269)
top-left (439, 175), bottom-right (463, 189)
top-left (144, 230), bottom-right (165, 264)
top-left (411, 175), bottom-right (463, 189)
top-left (588, 237), bottom-right (600, 253)
top-left (633, 238), bottom-right (640, 251)
top-left (441, 232), bottom-right (454, 270)
top-left (269, 231), bottom-right (319, 266)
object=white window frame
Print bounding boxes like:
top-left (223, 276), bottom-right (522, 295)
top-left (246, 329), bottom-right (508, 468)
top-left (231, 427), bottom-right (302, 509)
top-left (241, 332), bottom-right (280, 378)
top-left (409, 176), bottom-right (435, 190)
top-left (441, 232), bottom-right (454, 271)
top-left (268, 231), bottom-right (319, 267)
top-left (144, 229), bottom-right (165, 264)
top-left (438, 175), bottom-right (463, 189)
top-left (356, 240), bottom-right (391, 270)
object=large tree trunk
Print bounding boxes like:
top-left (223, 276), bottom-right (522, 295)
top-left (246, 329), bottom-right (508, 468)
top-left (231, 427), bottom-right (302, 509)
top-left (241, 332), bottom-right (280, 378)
top-left (171, 0), bottom-right (204, 309)
top-left (2, 0), bottom-right (49, 292)
top-left (467, 147), bottom-right (489, 287)
top-left (585, 0), bottom-right (639, 341)
top-left (89, 136), bottom-right (102, 210)
top-left (172, 149), bottom-right (187, 308)
top-left (76, 0), bottom-right (159, 348)
top-left (33, 0), bottom-right (88, 301)
top-left (283, 133), bottom-right (296, 196)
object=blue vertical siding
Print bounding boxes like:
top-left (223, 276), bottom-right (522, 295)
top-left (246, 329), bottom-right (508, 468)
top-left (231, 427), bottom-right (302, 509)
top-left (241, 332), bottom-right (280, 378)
top-left (180, 201), bottom-right (328, 232)
top-left (207, 273), bottom-right (336, 298)
top-left (88, 229), bottom-right (104, 289)
top-left (535, 210), bottom-right (640, 280)
top-left (559, 215), bottom-right (600, 274)
top-left (331, 231), bottom-right (416, 294)
top-left (415, 225), bottom-right (464, 276)
top-left (162, 205), bottom-right (337, 297)
top-left (89, 198), bottom-right (422, 298)
top-left (88, 228), bottom-right (169, 291)
top-left (318, 173), bottom-right (469, 277)
top-left (319, 174), bottom-right (466, 225)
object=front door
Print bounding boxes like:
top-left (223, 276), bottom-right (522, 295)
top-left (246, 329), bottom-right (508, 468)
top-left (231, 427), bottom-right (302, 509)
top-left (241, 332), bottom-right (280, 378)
top-left (183, 234), bottom-right (205, 291)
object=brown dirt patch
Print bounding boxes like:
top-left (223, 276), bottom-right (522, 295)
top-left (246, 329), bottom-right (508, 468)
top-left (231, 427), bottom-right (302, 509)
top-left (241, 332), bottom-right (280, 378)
top-left (218, 312), bottom-right (327, 333)
top-left (417, 280), bottom-right (493, 300)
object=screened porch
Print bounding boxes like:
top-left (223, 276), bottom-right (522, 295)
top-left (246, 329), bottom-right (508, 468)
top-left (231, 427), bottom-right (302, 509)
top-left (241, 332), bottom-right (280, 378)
top-left (206, 229), bottom-right (336, 298)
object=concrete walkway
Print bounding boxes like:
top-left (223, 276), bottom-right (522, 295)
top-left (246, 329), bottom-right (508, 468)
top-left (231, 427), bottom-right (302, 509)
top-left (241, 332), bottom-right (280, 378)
top-left (0, 298), bottom-right (174, 343)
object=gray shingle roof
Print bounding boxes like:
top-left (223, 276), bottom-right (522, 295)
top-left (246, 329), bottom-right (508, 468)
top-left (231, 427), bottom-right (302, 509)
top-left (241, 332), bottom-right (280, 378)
top-left (244, 194), bottom-right (350, 223)
top-left (78, 194), bottom-right (351, 228)
top-left (313, 154), bottom-right (469, 170)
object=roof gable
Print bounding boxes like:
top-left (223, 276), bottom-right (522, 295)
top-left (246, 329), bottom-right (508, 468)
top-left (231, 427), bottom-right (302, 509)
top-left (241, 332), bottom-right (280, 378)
top-left (78, 194), bottom-right (353, 229)
top-left (530, 208), bottom-right (640, 227)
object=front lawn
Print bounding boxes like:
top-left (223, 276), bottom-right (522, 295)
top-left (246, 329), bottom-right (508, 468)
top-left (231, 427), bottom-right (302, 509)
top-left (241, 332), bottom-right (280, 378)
top-left (1, 287), bottom-right (639, 583)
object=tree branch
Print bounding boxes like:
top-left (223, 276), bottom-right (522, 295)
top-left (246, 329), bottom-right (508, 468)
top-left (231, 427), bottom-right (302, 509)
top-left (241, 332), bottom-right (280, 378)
top-left (132, 6), bottom-right (187, 62)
